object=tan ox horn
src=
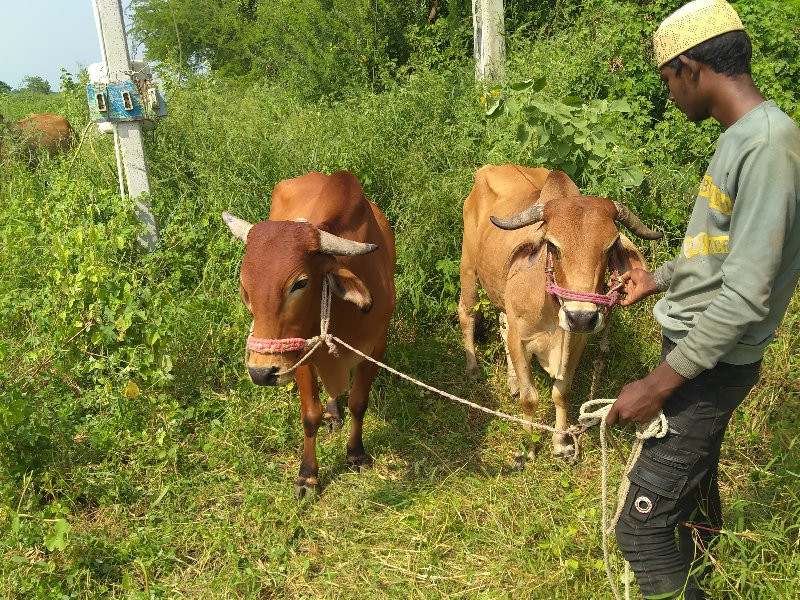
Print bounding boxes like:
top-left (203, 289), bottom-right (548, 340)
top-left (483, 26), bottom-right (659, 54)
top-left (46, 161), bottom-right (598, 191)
top-left (222, 211), bottom-right (253, 242)
top-left (489, 204), bottom-right (545, 230)
top-left (317, 229), bottom-right (378, 256)
top-left (612, 202), bottom-right (663, 240)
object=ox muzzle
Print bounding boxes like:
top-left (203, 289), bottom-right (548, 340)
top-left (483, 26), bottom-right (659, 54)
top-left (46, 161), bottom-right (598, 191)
top-left (246, 336), bottom-right (307, 386)
top-left (245, 333), bottom-right (307, 386)
top-left (545, 248), bottom-right (623, 334)
top-left (243, 279), bottom-right (337, 386)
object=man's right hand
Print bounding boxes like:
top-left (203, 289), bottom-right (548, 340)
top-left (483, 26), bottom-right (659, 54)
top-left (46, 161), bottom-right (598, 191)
top-left (618, 269), bottom-right (658, 306)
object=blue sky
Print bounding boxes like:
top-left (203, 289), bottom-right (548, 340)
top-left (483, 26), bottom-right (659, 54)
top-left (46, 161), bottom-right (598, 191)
top-left (0, 0), bottom-right (141, 91)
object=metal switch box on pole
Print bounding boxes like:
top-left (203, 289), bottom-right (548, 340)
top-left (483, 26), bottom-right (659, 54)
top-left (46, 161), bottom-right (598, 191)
top-left (91, 0), bottom-right (159, 251)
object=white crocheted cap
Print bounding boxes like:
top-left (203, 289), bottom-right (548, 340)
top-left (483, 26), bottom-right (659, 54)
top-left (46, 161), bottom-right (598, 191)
top-left (653, 0), bottom-right (744, 68)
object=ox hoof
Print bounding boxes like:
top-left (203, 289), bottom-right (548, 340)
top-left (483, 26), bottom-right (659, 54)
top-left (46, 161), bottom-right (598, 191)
top-left (507, 376), bottom-right (520, 397)
top-left (466, 366), bottom-right (479, 380)
top-left (552, 444), bottom-right (576, 462)
top-left (294, 481), bottom-right (318, 500)
top-left (346, 455), bottom-right (373, 472)
top-left (323, 413), bottom-right (344, 433)
top-left (510, 449), bottom-right (535, 471)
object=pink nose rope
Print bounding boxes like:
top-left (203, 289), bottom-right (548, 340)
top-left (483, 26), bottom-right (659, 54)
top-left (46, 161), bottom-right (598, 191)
top-left (246, 336), bottom-right (306, 354)
top-left (244, 278), bottom-right (338, 374)
top-left (545, 282), bottom-right (620, 307)
top-left (545, 248), bottom-right (623, 311)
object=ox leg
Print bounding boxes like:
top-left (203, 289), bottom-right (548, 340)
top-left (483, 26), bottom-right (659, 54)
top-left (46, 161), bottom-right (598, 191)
top-left (551, 378), bottom-right (576, 459)
top-left (346, 344), bottom-right (384, 471)
top-left (295, 364), bottom-right (323, 499)
top-left (507, 326), bottom-right (538, 470)
top-left (323, 396), bottom-right (344, 432)
top-left (549, 336), bottom-right (586, 460)
top-left (499, 312), bottom-right (519, 396)
top-left (458, 257), bottom-right (479, 376)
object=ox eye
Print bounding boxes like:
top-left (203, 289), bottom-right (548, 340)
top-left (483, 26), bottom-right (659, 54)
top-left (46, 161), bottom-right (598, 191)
top-left (290, 278), bottom-right (309, 293)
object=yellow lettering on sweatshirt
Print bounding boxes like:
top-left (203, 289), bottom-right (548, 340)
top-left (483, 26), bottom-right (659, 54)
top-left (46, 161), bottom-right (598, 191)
top-left (683, 232), bottom-right (730, 259)
top-left (698, 175), bottom-right (733, 216)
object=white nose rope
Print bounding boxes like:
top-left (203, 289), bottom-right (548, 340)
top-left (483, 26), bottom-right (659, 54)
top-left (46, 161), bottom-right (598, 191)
top-left (244, 284), bottom-right (668, 600)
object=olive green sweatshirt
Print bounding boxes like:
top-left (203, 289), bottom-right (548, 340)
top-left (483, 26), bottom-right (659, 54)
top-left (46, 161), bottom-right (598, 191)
top-left (653, 100), bottom-right (800, 379)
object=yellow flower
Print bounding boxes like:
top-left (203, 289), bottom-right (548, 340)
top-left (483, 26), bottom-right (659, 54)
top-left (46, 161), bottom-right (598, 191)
top-left (491, 89), bottom-right (501, 97)
top-left (479, 96), bottom-right (487, 105)
top-left (124, 381), bottom-right (140, 399)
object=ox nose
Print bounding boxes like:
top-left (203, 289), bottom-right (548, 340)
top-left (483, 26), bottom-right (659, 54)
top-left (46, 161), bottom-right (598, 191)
top-left (248, 366), bottom-right (279, 386)
top-left (564, 309), bottom-right (600, 333)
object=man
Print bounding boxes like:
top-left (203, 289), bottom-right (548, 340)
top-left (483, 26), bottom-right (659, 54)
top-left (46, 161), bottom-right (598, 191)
top-left (605, 1), bottom-right (800, 598)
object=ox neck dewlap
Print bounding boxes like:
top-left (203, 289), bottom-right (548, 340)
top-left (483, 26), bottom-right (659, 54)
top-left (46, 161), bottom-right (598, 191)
top-left (544, 247), bottom-right (623, 311)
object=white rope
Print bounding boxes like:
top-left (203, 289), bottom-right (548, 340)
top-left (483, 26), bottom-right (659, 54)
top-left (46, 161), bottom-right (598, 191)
top-left (319, 335), bottom-right (667, 599)
top-left (578, 399), bottom-right (669, 600)
top-left (245, 278), bottom-right (339, 376)
top-left (113, 126), bottom-right (126, 203)
top-left (330, 333), bottom-right (588, 441)
top-left (246, 284), bottom-right (668, 599)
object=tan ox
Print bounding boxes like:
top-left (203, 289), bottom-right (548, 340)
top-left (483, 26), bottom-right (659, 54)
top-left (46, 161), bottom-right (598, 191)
top-left (0, 113), bottom-right (75, 166)
top-left (459, 164), bottom-right (661, 462)
top-left (223, 171), bottom-right (396, 498)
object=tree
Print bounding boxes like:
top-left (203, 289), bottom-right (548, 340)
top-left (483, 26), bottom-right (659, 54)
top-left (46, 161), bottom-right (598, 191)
top-left (129, 0), bottom-right (431, 97)
top-left (20, 76), bottom-right (51, 94)
top-left (0, 80), bottom-right (11, 94)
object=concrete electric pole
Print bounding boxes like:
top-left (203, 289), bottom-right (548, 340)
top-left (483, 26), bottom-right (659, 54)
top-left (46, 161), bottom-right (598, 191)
top-left (91, 0), bottom-right (159, 251)
top-left (473, 0), bottom-right (505, 85)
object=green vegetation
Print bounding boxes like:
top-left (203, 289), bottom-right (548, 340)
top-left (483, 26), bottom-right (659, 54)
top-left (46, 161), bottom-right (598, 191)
top-left (1, 1), bottom-right (798, 597)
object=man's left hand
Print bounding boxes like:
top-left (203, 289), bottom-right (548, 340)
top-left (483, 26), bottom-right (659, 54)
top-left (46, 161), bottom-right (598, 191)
top-left (606, 361), bottom-right (687, 425)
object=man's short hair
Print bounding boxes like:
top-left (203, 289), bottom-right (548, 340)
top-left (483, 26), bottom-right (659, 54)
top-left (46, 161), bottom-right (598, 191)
top-left (667, 30), bottom-right (752, 76)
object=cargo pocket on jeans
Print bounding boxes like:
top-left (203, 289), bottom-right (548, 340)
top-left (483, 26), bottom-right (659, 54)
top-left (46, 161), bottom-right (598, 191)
top-left (624, 442), bottom-right (700, 526)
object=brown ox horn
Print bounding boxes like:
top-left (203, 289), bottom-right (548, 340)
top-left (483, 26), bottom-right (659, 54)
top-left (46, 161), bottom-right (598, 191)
top-left (222, 211), bottom-right (254, 242)
top-left (489, 204), bottom-right (545, 230)
top-left (317, 229), bottom-right (378, 256)
top-left (612, 202), bottom-right (663, 240)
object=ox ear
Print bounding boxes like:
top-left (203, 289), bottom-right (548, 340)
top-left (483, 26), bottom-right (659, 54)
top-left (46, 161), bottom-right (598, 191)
top-left (327, 266), bottom-right (373, 313)
top-left (222, 211), bottom-right (253, 243)
top-left (612, 233), bottom-right (648, 272)
top-left (505, 241), bottom-right (545, 279)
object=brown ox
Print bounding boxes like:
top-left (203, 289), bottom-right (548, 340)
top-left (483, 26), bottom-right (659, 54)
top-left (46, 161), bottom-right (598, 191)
top-left (458, 164), bottom-right (661, 462)
top-left (223, 171), bottom-right (396, 498)
top-left (0, 113), bottom-right (75, 166)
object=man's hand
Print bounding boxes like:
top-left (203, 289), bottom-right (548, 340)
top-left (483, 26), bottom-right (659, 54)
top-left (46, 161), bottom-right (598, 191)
top-left (606, 362), bottom-right (687, 426)
top-left (619, 269), bottom-right (658, 306)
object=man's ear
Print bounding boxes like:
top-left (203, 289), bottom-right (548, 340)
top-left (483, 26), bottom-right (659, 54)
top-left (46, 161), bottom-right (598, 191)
top-left (677, 54), bottom-right (702, 81)
top-left (327, 266), bottom-right (372, 313)
top-left (612, 233), bottom-right (648, 272)
top-left (505, 241), bottom-right (545, 279)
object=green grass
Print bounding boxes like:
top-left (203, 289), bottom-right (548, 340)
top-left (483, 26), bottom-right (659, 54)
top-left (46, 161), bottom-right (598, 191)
top-left (2, 312), bottom-right (797, 598)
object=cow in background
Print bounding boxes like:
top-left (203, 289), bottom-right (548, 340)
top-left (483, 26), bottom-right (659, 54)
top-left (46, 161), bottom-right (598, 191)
top-left (0, 113), bottom-right (75, 166)
top-left (459, 164), bottom-right (662, 463)
top-left (223, 171), bottom-right (395, 498)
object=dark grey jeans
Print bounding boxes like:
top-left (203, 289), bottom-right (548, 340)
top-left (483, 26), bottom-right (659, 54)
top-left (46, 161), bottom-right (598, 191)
top-left (614, 337), bottom-right (761, 600)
